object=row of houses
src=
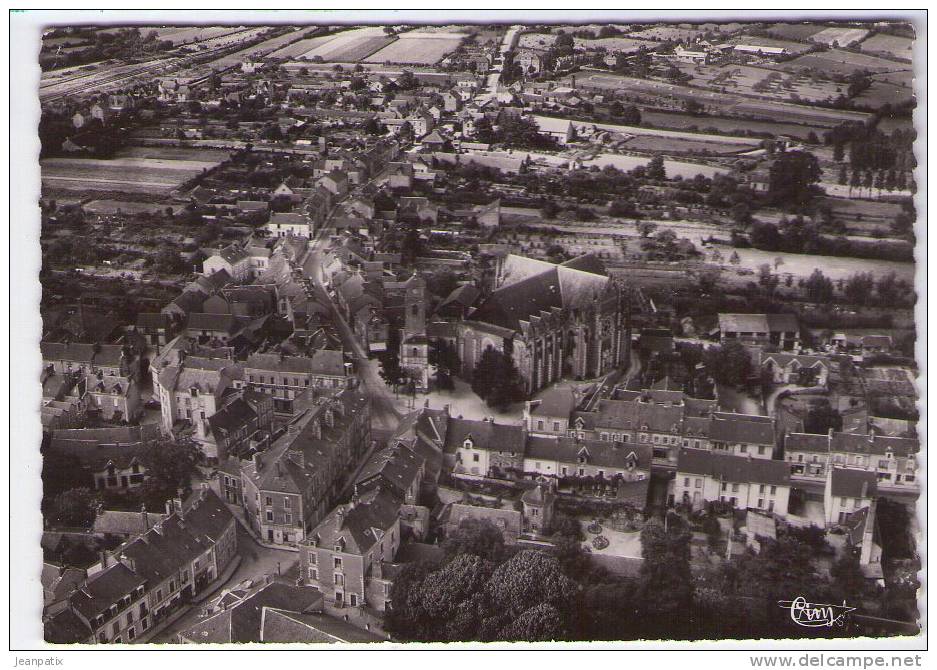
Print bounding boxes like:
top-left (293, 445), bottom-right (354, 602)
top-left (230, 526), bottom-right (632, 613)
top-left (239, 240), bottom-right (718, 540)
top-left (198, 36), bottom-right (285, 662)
top-left (44, 488), bottom-right (238, 644)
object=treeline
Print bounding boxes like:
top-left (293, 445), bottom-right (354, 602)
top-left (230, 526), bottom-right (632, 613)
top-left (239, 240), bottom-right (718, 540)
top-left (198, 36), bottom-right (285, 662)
top-left (742, 219), bottom-right (914, 263)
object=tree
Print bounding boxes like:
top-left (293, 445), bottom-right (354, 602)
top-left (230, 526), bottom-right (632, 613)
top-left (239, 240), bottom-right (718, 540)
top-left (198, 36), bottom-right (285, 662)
top-left (729, 251), bottom-right (741, 266)
top-left (443, 518), bottom-right (508, 563)
top-left (471, 347), bottom-right (525, 410)
top-left (804, 268), bottom-right (835, 303)
top-left (638, 517), bottom-right (694, 635)
top-left (703, 340), bottom-right (753, 386)
top-left (429, 338), bottom-right (460, 390)
top-left (150, 247), bottom-right (188, 275)
top-left (486, 550), bottom-right (577, 618)
top-left (636, 220), bottom-right (657, 238)
top-left (646, 156), bottom-right (666, 181)
top-left (804, 402), bottom-right (843, 433)
top-left (620, 104), bottom-right (642, 125)
top-left (773, 256), bottom-right (784, 271)
top-left (609, 199), bottom-right (640, 218)
top-left (497, 602), bottom-right (566, 641)
top-left (540, 200), bottom-right (561, 219)
top-left (137, 440), bottom-right (199, 510)
top-left (843, 272), bottom-right (875, 306)
top-left (768, 150), bottom-right (822, 206)
top-left (758, 264), bottom-right (780, 296)
top-left (49, 488), bottom-right (100, 528)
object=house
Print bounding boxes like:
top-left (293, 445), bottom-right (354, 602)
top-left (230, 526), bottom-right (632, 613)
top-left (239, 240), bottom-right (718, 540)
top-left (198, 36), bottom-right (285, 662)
top-left (829, 432), bottom-right (918, 493)
top-left (241, 389), bottom-right (371, 545)
top-left (298, 486), bottom-right (401, 610)
top-left (533, 116), bottom-right (574, 145)
top-left (198, 391), bottom-right (274, 462)
top-left (92, 508), bottom-right (164, 541)
top-left (319, 170), bottom-right (349, 197)
top-left (761, 352), bottom-right (829, 386)
top-left (673, 448), bottom-right (791, 515)
top-left (41, 341), bottom-right (135, 378)
top-left (136, 313), bottom-right (175, 348)
top-left (824, 467), bottom-right (877, 526)
top-left (673, 45), bottom-right (710, 64)
top-left (203, 244), bottom-right (253, 282)
top-left (47, 425), bottom-right (160, 492)
top-left (354, 443), bottom-right (428, 539)
top-left (783, 432), bottom-right (831, 480)
top-left (434, 283), bottom-right (480, 320)
top-left (84, 372), bottom-right (142, 423)
top-left (520, 483), bottom-right (556, 535)
top-left (445, 417), bottom-right (526, 477)
top-left (733, 44), bottom-right (789, 58)
top-left (242, 351), bottom-right (352, 413)
top-left (265, 211), bottom-right (314, 239)
top-left (840, 502), bottom-right (884, 582)
top-left (445, 503), bottom-right (523, 543)
top-left (707, 412), bottom-right (777, 459)
top-left (184, 312), bottom-right (247, 344)
top-left (516, 50), bottom-right (545, 75)
top-left (386, 406), bottom-right (450, 493)
top-left (524, 386), bottom-right (581, 436)
top-left (718, 313), bottom-right (800, 350)
top-left (152, 355), bottom-right (242, 439)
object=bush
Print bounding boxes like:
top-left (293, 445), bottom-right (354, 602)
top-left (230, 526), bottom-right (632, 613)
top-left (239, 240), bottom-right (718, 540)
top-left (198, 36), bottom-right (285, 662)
top-left (586, 521), bottom-right (603, 535)
top-left (592, 535), bottom-right (610, 550)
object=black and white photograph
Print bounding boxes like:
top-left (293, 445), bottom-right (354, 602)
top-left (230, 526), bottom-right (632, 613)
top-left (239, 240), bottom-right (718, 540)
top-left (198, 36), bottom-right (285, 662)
top-left (8, 6), bottom-right (926, 654)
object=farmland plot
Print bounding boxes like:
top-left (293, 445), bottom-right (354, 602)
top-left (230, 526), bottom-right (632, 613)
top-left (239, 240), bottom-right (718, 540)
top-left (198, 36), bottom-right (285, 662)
top-left (860, 33), bottom-right (914, 60)
top-left (729, 35), bottom-right (815, 55)
top-left (767, 23), bottom-right (826, 41)
top-left (364, 32), bottom-right (465, 64)
top-left (268, 33), bottom-right (339, 59)
top-left (299, 27), bottom-right (392, 61)
top-left (626, 25), bottom-right (703, 41)
top-left (786, 49), bottom-right (911, 75)
top-left (809, 26), bottom-right (869, 47)
top-left (41, 155), bottom-right (223, 196)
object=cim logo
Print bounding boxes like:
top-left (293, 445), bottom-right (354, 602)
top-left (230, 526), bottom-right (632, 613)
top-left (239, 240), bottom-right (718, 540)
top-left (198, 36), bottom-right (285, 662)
top-left (778, 597), bottom-right (855, 628)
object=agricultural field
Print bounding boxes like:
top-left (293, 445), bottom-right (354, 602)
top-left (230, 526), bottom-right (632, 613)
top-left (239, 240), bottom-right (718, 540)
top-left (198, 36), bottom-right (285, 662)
top-left (818, 197), bottom-right (904, 236)
top-left (695, 22), bottom-right (745, 34)
top-left (40, 152), bottom-right (225, 196)
top-left (268, 33), bottom-right (340, 59)
top-left (82, 200), bottom-right (176, 216)
top-left (574, 36), bottom-right (648, 53)
top-left (808, 26), bottom-right (869, 47)
top-left (205, 27), bottom-right (318, 67)
top-left (639, 110), bottom-right (828, 141)
top-left (767, 23), bottom-right (826, 41)
top-left (581, 153), bottom-right (727, 179)
top-left (860, 33), bottom-right (914, 60)
top-left (517, 32), bottom-right (555, 51)
top-left (622, 135), bottom-right (754, 156)
top-left (364, 31), bottom-right (465, 65)
top-left (113, 145), bottom-right (233, 162)
top-left (179, 27), bottom-right (269, 52)
top-left (295, 26), bottom-right (393, 62)
top-left (784, 48), bottom-right (912, 75)
top-left (626, 25), bottom-right (703, 42)
top-left (98, 26), bottom-right (246, 45)
top-left (853, 79), bottom-right (915, 109)
top-left (685, 63), bottom-right (844, 104)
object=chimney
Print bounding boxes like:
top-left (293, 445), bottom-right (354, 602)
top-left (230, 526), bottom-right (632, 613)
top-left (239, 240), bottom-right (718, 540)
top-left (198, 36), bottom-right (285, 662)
top-left (141, 504), bottom-right (149, 532)
top-left (165, 499), bottom-right (174, 516)
top-left (100, 550), bottom-right (108, 569)
top-left (860, 480), bottom-right (869, 498)
top-left (200, 482), bottom-right (209, 500)
top-left (335, 507), bottom-right (345, 528)
top-left (254, 451), bottom-right (263, 471)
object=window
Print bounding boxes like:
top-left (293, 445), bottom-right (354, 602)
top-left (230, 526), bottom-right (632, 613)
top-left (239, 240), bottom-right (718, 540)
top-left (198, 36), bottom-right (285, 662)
top-left (334, 573), bottom-right (345, 586)
top-left (473, 453), bottom-right (479, 462)
top-left (759, 484), bottom-right (765, 494)
top-left (308, 552), bottom-right (316, 565)
top-left (266, 511), bottom-right (274, 522)
top-left (553, 422), bottom-right (560, 432)
top-left (770, 486), bottom-right (777, 495)
top-left (284, 497), bottom-right (291, 509)
top-left (731, 483), bottom-right (739, 493)
top-left (758, 446), bottom-right (766, 455)
top-left (350, 593), bottom-right (358, 607)
top-left (128, 626), bottom-right (135, 641)
top-left (308, 567), bottom-right (318, 580)
top-left (334, 557), bottom-right (342, 569)
top-left (768, 501), bottom-right (775, 512)
top-left (112, 622), bottom-right (120, 636)
top-left (535, 462), bottom-right (541, 469)
top-left (285, 513), bottom-right (292, 524)
top-left (758, 499), bottom-right (764, 508)
top-left (265, 496), bottom-right (273, 506)
top-left (740, 444), bottom-right (748, 453)
top-left (683, 477), bottom-right (689, 487)
top-left (537, 421), bottom-right (544, 430)
top-left (721, 482), bottom-right (727, 491)
top-left (694, 478), bottom-right (702, 489)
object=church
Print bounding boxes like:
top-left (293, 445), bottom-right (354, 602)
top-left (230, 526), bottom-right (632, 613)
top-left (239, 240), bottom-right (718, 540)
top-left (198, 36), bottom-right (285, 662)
top-left (454, 253), bottom-right (630, 396)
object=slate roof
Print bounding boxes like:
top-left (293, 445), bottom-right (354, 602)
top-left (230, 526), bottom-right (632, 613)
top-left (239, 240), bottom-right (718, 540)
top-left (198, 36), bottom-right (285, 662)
top-left (443, 418), bottom-right (526, 455)
top-left (785, 432), bottom-right (831, 454)
top-left (245, 350), bottom-right (346, 377)
top-left (355, 443), bottom-right (423, 498)
top-left (310, 487), bottom-right (400, 556)
top-left (49, 425), bottom-right (159, 471)
top-left (260, 608), bottom-right (384, 643)
top-left (44, 607), bottom-right (93, 643)
top-left (529, 386), bottom-right (578, 418)
top-left (719, 313), bottom-right (799, 334)
top-left (525, 436), bottom-right (652, 471)
top-left (216, 243), bottom-right (250, 265)
top-left (830, 467), bottom-right (878, 498)
top-left (181, 583), bottom-right (324, 643)
top-left (93, 510), bottom-right (163, 537)
top-left (136, 312), bottom-right (171, 330)
top-left (186, 312), bottom-right (241, 334)
top-left (708, 412), bottom-right (775, 445)
top-left (830, 432), bottom-right (919, 457)
top-left (676, 448), bottom-right (790, 486)
top-left (69, 562), bottom-right (147, 621)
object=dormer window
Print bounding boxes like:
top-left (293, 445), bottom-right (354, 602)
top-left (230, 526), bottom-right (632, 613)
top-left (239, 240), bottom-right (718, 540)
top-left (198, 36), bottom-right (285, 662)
top-left (463, 437), bottom-right (474, 449)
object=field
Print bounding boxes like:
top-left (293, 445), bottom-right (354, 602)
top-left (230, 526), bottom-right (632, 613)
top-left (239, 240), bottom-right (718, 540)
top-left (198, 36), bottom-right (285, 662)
top-left (296, 27), bottom-right (393, 62)
top-left (860, 33), bottom-right (914, 60)
top-left (205, 27), bottom-right (319, 67)
top-left (785, 49), bottom-right (911, 75)
top-left (686, 63), bottom-right (844, 104)
top-left (622, 135), bottom-right (753, 156)
top-left (570, 72), bottom-right (871, 127)
top-left (98, 26), bottom-right (246, 45)
top-left (268, 33), bottom-right (339, 59)
top-left (853, 79), bottom-right (915, 109)
top-left (113, 145), bottom-right (232, 162)
top-left (581, 153), bottom-right (727, 179)
top-left (517, 33), bottom-right (555, 50)
top-left (364, 32), bottom-right (465, 64)
top-left (41, 153), bottom-right (225, 196)
top-left (809, 26), bottom-right (869, 47)
top-left (767, 23), bottom-right (826, 41)
top-left (639, 110), bottom-right (828, 141)
top-left (574, 36), bottom-right (648, 53)
top-left (82, 200), bottom-right (175, 216)
top-left (626, 25), bottom-right (703, 42)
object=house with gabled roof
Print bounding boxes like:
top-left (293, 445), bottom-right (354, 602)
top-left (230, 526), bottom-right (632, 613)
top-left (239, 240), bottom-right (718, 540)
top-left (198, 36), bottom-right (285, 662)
top-left (673, 448), bottom-right (791, 515)
top-left (445, 416), bottom-right (526, 477)
top-left (47, 424), bottom-right (160, 492)
top-left (760, 352), bottom-right (830, 386)
top-left (825, 467), bottom-right (877, 526)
